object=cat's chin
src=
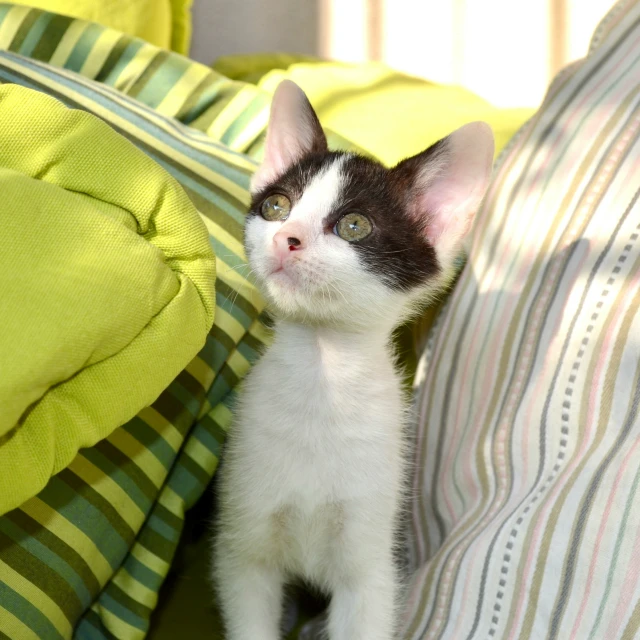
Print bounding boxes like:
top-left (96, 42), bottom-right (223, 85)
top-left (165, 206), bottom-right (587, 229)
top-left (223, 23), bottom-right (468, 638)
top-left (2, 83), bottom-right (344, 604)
top-left (265, 268), bottom-right (297, 290)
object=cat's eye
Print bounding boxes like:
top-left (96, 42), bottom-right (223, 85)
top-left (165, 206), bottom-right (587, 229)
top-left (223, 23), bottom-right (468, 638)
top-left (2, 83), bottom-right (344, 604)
top-left (334, 213), bottom-right (372, 242)
top-left (261, 194), bottom-right (291, 221)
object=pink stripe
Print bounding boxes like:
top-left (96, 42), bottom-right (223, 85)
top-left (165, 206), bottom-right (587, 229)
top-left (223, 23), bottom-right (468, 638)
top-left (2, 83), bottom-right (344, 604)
top-left (518, 245), bottom-right (589, 493)
top-left (446, 252), bottom-right (568, 639)
top-left (603, 515), bottom-right (640, 638)
top-left (506, 269), bottom-right (640, 640)
top-left (409, 29), bottom-right (638, 633)
top-left (451, 106), bottom-right (640, 640)
top-left (434, 42), bottom-right (633, 528)
top-left (569, 434), bottom-right (640, 637)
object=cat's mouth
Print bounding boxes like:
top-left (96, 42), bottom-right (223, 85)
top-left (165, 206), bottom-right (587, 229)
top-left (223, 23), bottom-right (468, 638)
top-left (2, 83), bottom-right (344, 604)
top-left (266, 263), bottom-right (296, 286)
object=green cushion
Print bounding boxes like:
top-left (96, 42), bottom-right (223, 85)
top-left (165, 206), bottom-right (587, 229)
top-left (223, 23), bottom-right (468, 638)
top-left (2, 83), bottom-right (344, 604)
top-left (0, 83), bottom-right (215, 517)
top-left (0, 47), bottom-right (267, 639)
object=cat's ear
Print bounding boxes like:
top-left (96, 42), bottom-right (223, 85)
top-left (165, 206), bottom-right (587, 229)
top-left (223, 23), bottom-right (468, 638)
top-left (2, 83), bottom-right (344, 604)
top-left (251, 80), bottom-right (327, 193)
top-left (392, 121), bottom-right (494, 268)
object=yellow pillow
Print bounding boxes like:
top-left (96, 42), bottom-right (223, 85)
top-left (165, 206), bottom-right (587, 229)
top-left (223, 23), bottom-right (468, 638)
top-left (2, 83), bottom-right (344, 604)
top-left (223, 56), bottom-right (534, 166)
top-left (14, 0), bottom-right (192, 53)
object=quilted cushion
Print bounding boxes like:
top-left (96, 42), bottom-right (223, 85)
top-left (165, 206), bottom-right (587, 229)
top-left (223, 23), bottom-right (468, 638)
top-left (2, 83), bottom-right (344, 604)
top-left (0, 51), bottom-right (266, 639)
top-left (0, 83), bottom-right (215, 517)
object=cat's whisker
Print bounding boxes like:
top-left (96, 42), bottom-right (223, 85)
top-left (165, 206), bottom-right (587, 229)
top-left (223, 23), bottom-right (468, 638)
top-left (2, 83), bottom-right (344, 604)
top-left (326, 281), bottom-right (349, 306)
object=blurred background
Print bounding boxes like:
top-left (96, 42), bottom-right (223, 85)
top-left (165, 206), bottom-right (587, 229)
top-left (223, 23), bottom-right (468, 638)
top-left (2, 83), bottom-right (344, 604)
top-left (190, 0), bottom-right (617, 108)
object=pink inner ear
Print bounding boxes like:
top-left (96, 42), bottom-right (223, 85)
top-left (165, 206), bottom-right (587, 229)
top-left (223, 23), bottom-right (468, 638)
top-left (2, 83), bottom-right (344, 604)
top-left (413, 122), bottom-right (494, 260)
top-left (251, 81), bottom-right (327, 194)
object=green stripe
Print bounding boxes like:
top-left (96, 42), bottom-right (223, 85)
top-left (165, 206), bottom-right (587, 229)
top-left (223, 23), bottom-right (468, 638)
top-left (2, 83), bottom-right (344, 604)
top-left (202, 323), bottom-right (237, 371)
top-left (186, 187), bottom-right (246, 237)
top-left (6, 508), bottom-right (100, 595)
top-left (65, 22), bottom-right (103, 73)
top-left (16, 10), bottom-right (53, 57)
top-left (136, 522), bottom-right (175, 564)
top-left (0, 5), bottom-right (12, 30)
top-left (103, 581), bottom-right (151, 626)
top-left (134, 54), bottom-right (191, 109)
top-left (207, 367), bottom-right (237, 406)
top-left (121, 553), bottom-right (164, 592)
top-left (153, 502), bottom-right (183, 533)
top-left (127, 50), bottom-right (170, 97)
top-left (188, 83), bottom-right (241, 131)
top-left (58, 469), bottom-right (135, 547)
top-left (101, 38), bottom-right (144, 87)
top-left (75, 611), bottom-right (117, 639)
top-left (94, 34), bottom-right (133, 84)
top-left (192, 418), bottom-right (225, 459)
top-left (80, 447), bottom-right (152, 514)
top-left (215, 279), bottom-right (260, 319)
top-left (0, 517), bottom-right (91, 608)
top-left (175, 451), bottom-right (212, 490)
top-left (7, 7), bottom-right (39, 52)
top-left (176, 74), bottom-right (226, 123)
top-left (39, 476), bottom-right (127, 567)
top-left (176, 366), bottom-right (208, 399)
top-left (0, 530), bottom-right (83, 622)
top-left (94, 438), bottom-right (158, 502)
top-left (121, 418), bottom-right (177, 471)
top-left (0, 582), bottom-right (64, 640)
top-left (221, 94), bottom-right (268, 147)
top-left (30, 13), bottom-right (73, 62)
top-left (587, 460), bottom-right (640, 639)
top-left (145, 388), bottom-right (191, 432)
top-left (166, 379), bottom-right (202, 419)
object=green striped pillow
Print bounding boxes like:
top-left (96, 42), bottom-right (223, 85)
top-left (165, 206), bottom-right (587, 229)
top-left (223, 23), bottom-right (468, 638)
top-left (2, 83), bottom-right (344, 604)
top-left (404, 1), bottom-right (640, 638)
top-left (0, 2), bottom-right (360, 159)
top-left (0, 51), bottom-right (268, 639)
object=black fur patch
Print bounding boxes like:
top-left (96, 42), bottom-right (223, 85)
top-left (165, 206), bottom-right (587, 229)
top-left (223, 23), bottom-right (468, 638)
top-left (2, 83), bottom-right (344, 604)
top-left (248, 151), bottom-right (441, 291)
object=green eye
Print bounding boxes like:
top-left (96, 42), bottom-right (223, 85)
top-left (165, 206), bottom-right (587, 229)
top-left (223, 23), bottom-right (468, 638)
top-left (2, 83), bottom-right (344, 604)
top-left (260, 194), bottom-right (291, 221)
top-left (334, 213), bottom-right (372, 242)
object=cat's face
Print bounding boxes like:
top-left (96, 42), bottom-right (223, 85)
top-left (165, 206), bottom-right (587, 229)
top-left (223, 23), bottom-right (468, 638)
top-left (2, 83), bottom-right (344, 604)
top-left (245, 81), bottom-right (494, 328)
top-left (246, 152), bottom-right (439, 324)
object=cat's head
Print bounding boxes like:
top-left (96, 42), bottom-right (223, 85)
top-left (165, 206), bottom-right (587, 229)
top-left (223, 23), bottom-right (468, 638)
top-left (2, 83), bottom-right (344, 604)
top-left (245, 80), bottom-right (494, 329)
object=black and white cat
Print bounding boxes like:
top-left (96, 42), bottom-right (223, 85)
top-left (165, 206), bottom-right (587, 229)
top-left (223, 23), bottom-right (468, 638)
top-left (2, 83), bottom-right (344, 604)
top-left (213, 80), bottom-right (494, 640)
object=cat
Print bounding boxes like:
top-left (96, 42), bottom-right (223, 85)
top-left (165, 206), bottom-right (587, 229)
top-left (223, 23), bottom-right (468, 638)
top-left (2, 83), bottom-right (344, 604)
top-left (212, 80), bottom-right (494, 640)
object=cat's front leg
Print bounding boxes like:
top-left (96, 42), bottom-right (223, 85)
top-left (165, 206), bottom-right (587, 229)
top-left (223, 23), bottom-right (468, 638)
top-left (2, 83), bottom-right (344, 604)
top-left (328, 558), bottom-right (397, 640)
top-left (214, 542), bottom-right (285, 640)
top-left (326, 509), bottom-right (399, 640)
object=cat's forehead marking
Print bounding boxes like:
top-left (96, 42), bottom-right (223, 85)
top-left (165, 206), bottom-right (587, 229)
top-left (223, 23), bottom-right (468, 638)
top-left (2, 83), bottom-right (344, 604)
top-left (290, 155), bottom-right (346, 227)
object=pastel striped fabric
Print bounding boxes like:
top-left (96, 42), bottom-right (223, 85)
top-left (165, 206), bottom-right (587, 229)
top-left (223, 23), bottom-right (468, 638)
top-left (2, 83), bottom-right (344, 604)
top-left (0, 50), bottom-right (269, 640)
top-left (403, 1), bottom-right (640, 638)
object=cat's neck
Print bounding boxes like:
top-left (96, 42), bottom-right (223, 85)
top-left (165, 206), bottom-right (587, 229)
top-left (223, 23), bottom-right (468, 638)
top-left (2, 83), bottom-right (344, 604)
top-left (272, 319), bottom-right (395, 361)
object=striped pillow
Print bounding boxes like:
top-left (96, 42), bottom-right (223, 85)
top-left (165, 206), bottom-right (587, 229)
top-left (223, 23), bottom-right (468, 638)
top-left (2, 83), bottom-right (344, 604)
top-left (0, 2), bottom-right (360, 159)
top-left (404, 1), bottom-right (640, 639)
top-left (0, 53), bottom-right (268, 639)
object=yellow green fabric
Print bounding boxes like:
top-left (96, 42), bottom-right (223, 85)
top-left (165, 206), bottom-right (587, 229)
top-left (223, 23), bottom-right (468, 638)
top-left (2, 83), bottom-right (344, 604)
top-left (214, 54), bottom-right (535, 165)
top-left (12, 0), bottom-right (193, 53)
top-left (0, 83), bottom-right (215, 516)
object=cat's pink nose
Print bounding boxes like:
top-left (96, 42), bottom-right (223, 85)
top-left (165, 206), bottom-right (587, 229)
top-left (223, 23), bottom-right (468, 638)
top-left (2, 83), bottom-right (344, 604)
top-left (273, 229), bottom-right (304, 256)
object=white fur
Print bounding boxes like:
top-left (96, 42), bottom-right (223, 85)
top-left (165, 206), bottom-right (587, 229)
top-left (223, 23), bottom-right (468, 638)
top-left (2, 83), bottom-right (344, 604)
top-left (244, 156), bottom-right (408, 331)
top-left (214, 323), bottom-right (405, 640)
top-left (214, 157), bottom-right (410, 640)
top-left (213, 81), bottom-right (494, 640)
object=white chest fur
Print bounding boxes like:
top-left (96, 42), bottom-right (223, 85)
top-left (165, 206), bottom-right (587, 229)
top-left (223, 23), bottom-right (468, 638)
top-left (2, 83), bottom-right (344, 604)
top-left (235, 323), bottom-right (404, 503)
top-left (214, 322), bottom-right (407, 640)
